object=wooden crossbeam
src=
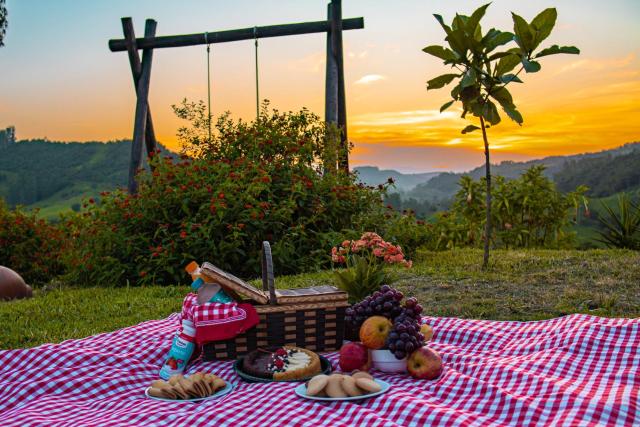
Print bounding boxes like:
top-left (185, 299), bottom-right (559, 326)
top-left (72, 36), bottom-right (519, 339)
top-left (109, 17), bottom-right (364, 52)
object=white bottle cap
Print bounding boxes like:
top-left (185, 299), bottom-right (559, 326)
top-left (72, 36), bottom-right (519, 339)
top-left (181, 319), bottom-right (196, 337)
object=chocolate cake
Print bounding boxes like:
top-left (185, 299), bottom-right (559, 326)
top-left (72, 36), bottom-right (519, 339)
top-left (242, 346), bottom-right (321, 380)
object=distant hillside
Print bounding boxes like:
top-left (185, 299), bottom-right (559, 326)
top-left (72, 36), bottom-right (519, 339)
top-left (0, 139), bottom-right (173, 219)
top-left (407, 142), bottom-right (640, 204)
top-left (354, 166), bottom-right (440, 192)
top-left (554, 148), bottom-right (640, 197)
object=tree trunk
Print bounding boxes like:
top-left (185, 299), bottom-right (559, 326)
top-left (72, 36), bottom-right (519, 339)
top-left (480, 116), bottom-right (491, 270)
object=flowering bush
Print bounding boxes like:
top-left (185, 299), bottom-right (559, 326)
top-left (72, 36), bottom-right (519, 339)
top-left (331, 232), bottom-right (412, 268)
top-left (62, 106), bottom-right (387, 286)
top-left (0, 200), bottom-right (66, 285)
top-left (331, 232), bottom-right (412, 303)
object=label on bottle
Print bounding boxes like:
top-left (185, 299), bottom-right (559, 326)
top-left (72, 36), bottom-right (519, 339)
top-left (159, 334), bottom-right (196, 380)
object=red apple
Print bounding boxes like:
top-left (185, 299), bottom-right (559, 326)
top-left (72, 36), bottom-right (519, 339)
top-left (407, 346), bottom-right (442, 380)
top-left (359, 316), bottom-right (393, 350)
top-left (339, 342), bottom-right (370, 372)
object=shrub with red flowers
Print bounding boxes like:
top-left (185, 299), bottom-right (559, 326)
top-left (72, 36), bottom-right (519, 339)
top-left (0, 200), bottom-right (66, 285)
top-left (62, 104), bottom-right (388, 286)
top-left (331, 232), bottom-right (412, 303)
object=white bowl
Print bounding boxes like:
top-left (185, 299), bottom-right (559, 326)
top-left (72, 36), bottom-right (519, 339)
top-left (370, 349), bottom-right (407, 373)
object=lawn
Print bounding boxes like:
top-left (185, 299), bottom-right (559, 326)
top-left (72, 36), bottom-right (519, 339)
top-left (1, 249), bottom-right (638, 349)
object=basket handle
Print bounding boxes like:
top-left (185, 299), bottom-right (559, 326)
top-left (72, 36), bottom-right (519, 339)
top-left (261, 241), bottom-right (277, 305)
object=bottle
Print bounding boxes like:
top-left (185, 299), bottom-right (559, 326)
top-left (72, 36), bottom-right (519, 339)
top-left (159, 319), bottom-right (196, 380)
top-left (192, 278), bottom-right (234, 304)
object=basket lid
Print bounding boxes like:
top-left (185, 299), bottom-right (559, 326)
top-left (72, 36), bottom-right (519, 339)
top-left (200, 262), bottom-right (269, 305)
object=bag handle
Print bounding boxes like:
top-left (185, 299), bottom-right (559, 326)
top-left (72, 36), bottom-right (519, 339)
top-left (261, 241), bottom-right (277, 305)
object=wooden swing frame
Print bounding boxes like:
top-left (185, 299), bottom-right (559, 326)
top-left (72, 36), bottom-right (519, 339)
top-left (108, 0), bottom-right (363, 193)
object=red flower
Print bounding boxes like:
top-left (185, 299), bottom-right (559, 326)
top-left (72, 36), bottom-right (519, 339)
top-left (180, 230), bottom-right (187, 238)
top-left (139, 271), bottom-right (147, 277)
top-left (218, 192), bottom-right (225, 199)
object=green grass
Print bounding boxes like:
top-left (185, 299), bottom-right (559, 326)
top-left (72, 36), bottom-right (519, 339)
top-left (1, 249), bottom-right (638, 349)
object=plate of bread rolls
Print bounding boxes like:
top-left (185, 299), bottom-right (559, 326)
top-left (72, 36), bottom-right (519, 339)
top-left (295, 371), bottom-right (390, 401)
top-left (145, 372), bottom-right (233, 402)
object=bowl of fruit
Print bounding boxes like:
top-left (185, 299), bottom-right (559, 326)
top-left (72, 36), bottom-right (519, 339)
top-left (341, 285), bottom-right (443, 379)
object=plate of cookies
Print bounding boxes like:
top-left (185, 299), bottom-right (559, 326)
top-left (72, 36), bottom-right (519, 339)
top-left (145, 372), bottom-right (233, 402)
top-left (295, 371), bottom-right (391, 401)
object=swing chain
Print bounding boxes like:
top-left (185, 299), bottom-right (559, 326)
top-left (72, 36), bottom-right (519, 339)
top-left (205, 32), bottom-right (212, 142)
top-left (254, 26), bottom-right (259, 120)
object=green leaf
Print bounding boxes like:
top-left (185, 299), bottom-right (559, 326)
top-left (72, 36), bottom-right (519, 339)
top-left (452, 14), bottom-right (469, 31)
top-left (522, 58), bottom-right (541, 73)
top-left (422, 45), bottom-right (458, 61)
top-left (481, 100), bottom-right (501, 125)
top-left (495, 54), bottom-right (521, 75)
top-left (484, 31), bottom-right (515, 52)
top-left (440, 100), bottom-right (455, 112)
top-left (446, 29), bottom-right (469, 55)
top-left (531, 8), bottom-right (557, 46)
top-left (535, 45), bottom-right (580, 58)
top-left (468, 3), bottom-right (491, 33)
top-left (511, 12), bottom-right (534, 53)
top-left (499, 73), bottom-right (523, 83)
top-left (488, 51), bottom-right (514, 61)
top-left (489, 87), bottom-right (523, 125)
top-left (490, 87), bottom-right (514, 105)
top-left (460, 68), bottom-right (478, 88)
top-left (427, 73), bottom-right (459, 90)
top-left (461, 125), bottom-right (481, 134)
top-left (433, 14), bottom-right (452, 34)
top-left (502, 103), bottom-right (524, 125)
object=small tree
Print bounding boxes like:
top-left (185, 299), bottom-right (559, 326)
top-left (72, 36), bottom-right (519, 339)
top-left (423, 3), bottom-right (579, 268)
top-left (0, 0), bottom-right (7, 47)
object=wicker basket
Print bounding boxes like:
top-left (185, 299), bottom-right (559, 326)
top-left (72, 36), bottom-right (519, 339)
top-left (201, 242), bottom-right (349, 360)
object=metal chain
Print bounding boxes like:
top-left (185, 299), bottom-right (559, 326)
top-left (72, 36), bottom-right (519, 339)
top-left (254, 26), bottom-right (259, 120)
top-left (205, 32), bottom-right (212, 142)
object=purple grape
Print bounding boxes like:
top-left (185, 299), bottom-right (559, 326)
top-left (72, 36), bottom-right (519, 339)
top-left (405, 342), bottom-right (415, 353)
top-left (381, 285), bottom-right (391, 293)
top-left (415, 304), bottom-right (423, 314)
top-left (395, 350), bottom-right (406, 359)
top-left (400, 332), bottom-right (410, 340)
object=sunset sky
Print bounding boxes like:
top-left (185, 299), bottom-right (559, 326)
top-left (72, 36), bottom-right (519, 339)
top-left (1, 0), bottom-right (639, 172)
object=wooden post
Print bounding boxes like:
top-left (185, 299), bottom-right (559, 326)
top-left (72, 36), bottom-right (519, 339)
top-left (121, 18), bottom-right (157, 160)
top-left (325, 3), bottom-right (338, 127)
top-left (127, 19), bottom-right (157, 194)
top-left (332, 0), bottom-right (349, 172)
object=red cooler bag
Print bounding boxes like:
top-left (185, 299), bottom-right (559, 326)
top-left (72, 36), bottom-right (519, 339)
top-left (180, 293), bottom-right (260, 344)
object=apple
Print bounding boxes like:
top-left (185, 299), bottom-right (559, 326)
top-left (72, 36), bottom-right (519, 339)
top-left (407, 346), bottom-right (442, 380)
top-left (339, 342), bottom-right (370, 372)
top-left (420, 324), bottom-right (434, 342)
top-left (359, 316), bottom-right (393, 349)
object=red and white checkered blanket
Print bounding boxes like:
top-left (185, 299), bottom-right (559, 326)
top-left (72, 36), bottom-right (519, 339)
top-left (0, 314), bottom-right (637, 426)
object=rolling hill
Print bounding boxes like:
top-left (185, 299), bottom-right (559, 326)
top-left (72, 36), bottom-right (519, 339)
top-left (0, 139), bottom-right (172, 219)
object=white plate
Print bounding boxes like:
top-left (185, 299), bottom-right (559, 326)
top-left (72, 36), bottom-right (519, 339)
top-left (295, 379), bottom-right (391, 401)
top-left (145, 381), bottom-right (234, 402)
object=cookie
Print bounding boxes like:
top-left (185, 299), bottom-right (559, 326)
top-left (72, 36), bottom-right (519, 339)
top-left (306, 374), bottom-right (329, 396)
top-left (326, 374), bottom-right (348, 398)
top-left (352, 371), bottom-right (374, 381)
top-left (355, 378), bottom-right (381, 393)
top-left (342, 375), bottom-right (363, 397)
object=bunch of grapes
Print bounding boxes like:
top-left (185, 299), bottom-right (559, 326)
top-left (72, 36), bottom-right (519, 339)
top-left (345, 285), bottom-right (404, 329)
top-left (385, 297), bottom-right (425, 360)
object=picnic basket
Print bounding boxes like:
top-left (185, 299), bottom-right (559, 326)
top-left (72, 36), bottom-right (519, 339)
top-left (200, 242), bottom-right (349, 360)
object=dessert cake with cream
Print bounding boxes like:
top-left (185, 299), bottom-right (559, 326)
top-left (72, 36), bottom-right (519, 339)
top-left (243, 346), bottom-right (321, 380)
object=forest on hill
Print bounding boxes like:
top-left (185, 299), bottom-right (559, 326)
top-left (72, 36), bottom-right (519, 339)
top-left (0, 139), bottom-right (638, 223)
top-left (0, 139), bottom-right (173, 218)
